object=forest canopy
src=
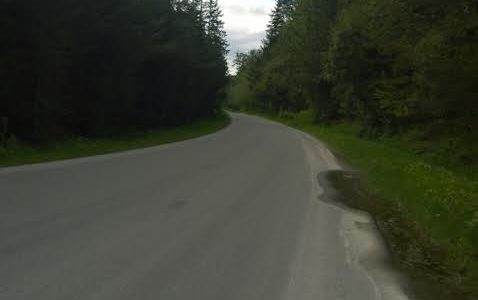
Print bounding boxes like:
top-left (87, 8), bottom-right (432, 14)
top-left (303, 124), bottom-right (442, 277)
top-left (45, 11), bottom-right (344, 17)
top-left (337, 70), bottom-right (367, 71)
top-left (0, 0), bottom-right (228, 143)
top-left (229, 0), bottom-right (478, 166)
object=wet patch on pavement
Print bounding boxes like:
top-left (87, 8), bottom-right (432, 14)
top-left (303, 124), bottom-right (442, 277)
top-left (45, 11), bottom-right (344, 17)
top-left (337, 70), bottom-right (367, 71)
top-left (318, 170), bottom-right (470, 300)
top-left (168, 200), bottom-right (189, 211)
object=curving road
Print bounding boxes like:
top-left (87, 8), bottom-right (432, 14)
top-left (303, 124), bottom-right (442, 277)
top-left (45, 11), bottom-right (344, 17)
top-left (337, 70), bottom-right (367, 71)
top-left (0, 113), bottom-right (410, 300)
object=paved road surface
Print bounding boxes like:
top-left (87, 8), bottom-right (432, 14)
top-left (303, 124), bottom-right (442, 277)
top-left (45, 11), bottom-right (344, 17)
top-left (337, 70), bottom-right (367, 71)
top-left (0, 113), bottom-right (410, 300)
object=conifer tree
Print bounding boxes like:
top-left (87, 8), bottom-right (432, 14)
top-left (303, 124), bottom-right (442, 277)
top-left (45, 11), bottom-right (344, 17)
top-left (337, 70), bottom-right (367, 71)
top-left (264, 0), bottom-right (295, 48)
top-left (204, 0), bottom-right (228, 55)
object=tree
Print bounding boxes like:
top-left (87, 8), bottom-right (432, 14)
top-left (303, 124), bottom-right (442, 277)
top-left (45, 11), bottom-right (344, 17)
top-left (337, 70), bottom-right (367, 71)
top-left (204, 0), bottom-right (228, 55)
top-left (229, 0), bottom-right (477, 161)
top-left (264, 0), bottom-right (296, 48)
top-left (0, 0), bottom-right (228, 142)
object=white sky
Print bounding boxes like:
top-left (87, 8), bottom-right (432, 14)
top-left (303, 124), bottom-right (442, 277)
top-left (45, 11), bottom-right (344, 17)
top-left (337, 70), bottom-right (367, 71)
top-left (218, 0), bottom-right (275, 73)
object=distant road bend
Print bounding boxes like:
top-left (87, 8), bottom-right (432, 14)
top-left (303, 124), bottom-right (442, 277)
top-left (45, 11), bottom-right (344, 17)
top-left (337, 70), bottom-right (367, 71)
top-left (0, 113), bottom-right (410, 300)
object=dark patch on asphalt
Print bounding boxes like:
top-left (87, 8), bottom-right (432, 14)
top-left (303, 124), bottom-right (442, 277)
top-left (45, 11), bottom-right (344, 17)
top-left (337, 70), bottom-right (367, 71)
top-left (168, 200), bottom-right (189, 210)
top-left (317, 170), bottom-right (364, 210)
top-left (201, 164), bottom-right (214, 171)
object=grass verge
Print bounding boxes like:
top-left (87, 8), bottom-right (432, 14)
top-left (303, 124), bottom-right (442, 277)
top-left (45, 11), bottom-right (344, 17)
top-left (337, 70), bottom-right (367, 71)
top-left (262, 110), bottom-right (478, 300)
top-left (0, 112), bottom-right (230, 168)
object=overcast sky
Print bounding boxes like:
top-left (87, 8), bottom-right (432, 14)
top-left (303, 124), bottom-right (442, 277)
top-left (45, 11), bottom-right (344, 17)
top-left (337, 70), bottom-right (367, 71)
top-left (219, 0), bottom-right (275, 73)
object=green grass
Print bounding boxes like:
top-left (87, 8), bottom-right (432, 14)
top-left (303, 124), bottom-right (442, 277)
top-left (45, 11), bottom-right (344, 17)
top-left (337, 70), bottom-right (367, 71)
top-left (0, 112), bottom-right (230, 168)
top-left (263, 111), bottom-right (478, 299)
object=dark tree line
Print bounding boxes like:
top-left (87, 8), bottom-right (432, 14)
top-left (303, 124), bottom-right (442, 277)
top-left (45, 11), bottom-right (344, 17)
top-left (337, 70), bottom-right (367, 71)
top-left (0, 0), bottom-right (228, 144)
top-left (229, 0), bottom-right (478, 165)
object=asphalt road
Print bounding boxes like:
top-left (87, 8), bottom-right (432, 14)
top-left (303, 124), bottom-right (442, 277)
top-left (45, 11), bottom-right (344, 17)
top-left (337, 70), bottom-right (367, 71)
top-left (0, 113), bottom-right (410, 300)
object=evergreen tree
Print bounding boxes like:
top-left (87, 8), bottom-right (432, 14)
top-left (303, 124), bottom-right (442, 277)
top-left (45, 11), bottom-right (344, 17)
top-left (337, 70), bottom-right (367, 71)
top-left (0, 0), bottom-right (228, 142)
top-left (264, 0), bottom-right (296, 48)
top-left (229, 0), bottom-right (477, 164)
top-left (204, 0), bottom-right (228, 55)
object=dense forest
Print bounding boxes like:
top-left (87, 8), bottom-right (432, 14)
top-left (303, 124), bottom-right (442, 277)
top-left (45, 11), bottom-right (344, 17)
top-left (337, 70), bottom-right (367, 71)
top-left (0, 0), bottom-right (228, 144)
top-left (229, 0), bottom-right (477, 167)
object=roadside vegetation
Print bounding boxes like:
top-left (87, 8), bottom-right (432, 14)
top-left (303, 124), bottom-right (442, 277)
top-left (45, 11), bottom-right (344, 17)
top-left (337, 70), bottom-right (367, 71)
top-left (228, 0), bottom-right (477, 298)
top-left (1, 0), bottom-right (228, 146)
top-left (266, 111), bottom-right (477, 299)
top-left (0, 111), bottom-right (229, 167)
top-left (229, 0), bottom-right (477, 168)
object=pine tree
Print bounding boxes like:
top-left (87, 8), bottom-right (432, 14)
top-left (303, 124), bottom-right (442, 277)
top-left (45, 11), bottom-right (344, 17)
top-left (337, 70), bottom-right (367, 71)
top-left (264, 0), bottom-right (296, 48)
top-left (204, 0), bottom-right (228, 55)
top-left (0, 0), bottom-right (228, 141)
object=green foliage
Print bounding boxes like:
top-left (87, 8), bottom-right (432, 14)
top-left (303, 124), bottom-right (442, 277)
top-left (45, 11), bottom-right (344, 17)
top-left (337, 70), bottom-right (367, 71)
top-left (229, 0), bottom-right (478, 295)
top-left (264, 0), bottom-right (296, 48)
top-left (266, 111), bottom-right (478, 298)
top-left (0, 112), bottom-right (230, 167)
top-left (228, 0), bottom-right (340, 119)
top-left (228, 0), bottom-right (477, 165)
top-left (0, 0), bottom-right (228, 144)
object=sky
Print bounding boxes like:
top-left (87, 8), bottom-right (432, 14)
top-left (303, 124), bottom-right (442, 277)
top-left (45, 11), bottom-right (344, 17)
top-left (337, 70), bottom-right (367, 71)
top-left (218, 0), bottom-right (276, 74)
